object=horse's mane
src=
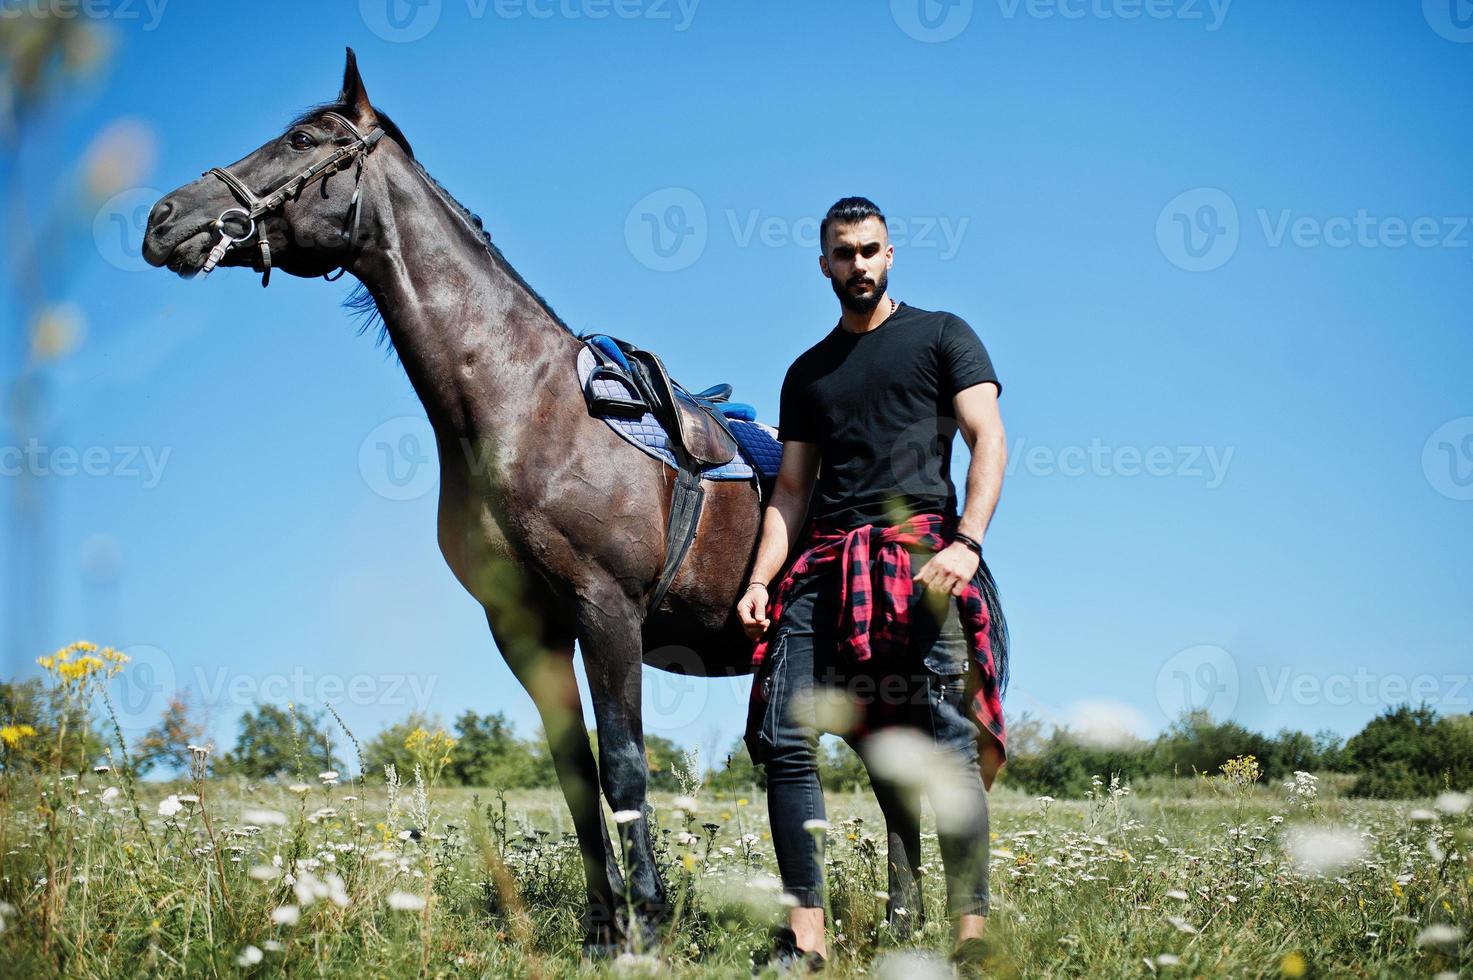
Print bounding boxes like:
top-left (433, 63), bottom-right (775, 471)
top-left (293, 101), bottom-right (575, 353)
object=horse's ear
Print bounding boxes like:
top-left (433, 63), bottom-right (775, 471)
top-left (339, 47), bottom-right (374, 120)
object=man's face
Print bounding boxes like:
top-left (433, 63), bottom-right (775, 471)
top-left (820, 216), bottom-right (894, 314)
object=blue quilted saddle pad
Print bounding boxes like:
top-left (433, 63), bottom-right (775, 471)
top-left (576, 345), bottom-right (782, 481)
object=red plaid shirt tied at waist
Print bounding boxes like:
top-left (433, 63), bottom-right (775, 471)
top-left (748, 513), bottom-right (1009, 789)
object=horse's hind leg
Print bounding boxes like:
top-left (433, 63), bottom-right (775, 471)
top-left (486, 609), bottom-right (626, 949)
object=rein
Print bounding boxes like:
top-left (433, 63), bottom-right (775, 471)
top-left (193, 111), bottom-right (385, 287)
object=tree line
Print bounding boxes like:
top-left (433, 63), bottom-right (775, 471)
top-left (2, 675), bottom-right (1468, 799)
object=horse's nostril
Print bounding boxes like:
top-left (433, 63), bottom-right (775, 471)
top-left (147, 198), bottom-right (175, 232)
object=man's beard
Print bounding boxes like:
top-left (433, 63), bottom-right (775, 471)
top-left (831, 267), bottom-right (889, 314)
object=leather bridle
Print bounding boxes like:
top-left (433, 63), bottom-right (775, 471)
top-left (192, 111), bottom-right (385, 287)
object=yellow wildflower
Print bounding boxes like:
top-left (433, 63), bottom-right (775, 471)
top-left (405, 725), bottom-right (457, 785)
top-left (1280, 952), bottom-right (1306, 977)
top-left (36, 642), bottom-right (128, 688)
top-left (1, 724), bottom-right (38, 748)
top-left (1220, 755), bottom-right (1262, 788)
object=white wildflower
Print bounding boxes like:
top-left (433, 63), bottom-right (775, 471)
top-left (269, 904), bottom-right (299, 925)
top-left (1284, 825), bottom-right (1367, 876)
top-left (241, 808), bottom-right (288, 826)
top-left (1434, 792), bottom-right (1470, 816)
top-left (236, 945), bottom-right (262, 967)
top-left (387, 890), bottom-right (426, 912)
top-left (612, 809), bottom-right (642, 824)
top-left (1416, 924), bottom-right (1464, 948)
top-left (157, 795), bottom-right (183, 818)
top-left (1166, 915), bottom-right (1199, 935)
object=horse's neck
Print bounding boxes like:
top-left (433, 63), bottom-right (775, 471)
top-left (348, 147), bottom-right (574, 442)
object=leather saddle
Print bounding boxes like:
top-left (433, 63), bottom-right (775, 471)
top-left (582, 334), bottom-right (753, 467)
top-left (579, 332), bottom-right (760, 614)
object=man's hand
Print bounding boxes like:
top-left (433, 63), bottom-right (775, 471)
top-left (914, 542), bottom-right (980, 597)
top-left (737, 583), bottom-right (772, 640)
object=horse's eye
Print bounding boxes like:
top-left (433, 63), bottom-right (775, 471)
top-left (289, 131), bottom-right (315, 151)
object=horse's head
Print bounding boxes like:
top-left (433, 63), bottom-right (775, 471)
top-left (143, 48), bottom-right (408, 283)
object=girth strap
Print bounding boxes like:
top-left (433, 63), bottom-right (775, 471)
top-left (648, 465), bottom-right (705, 614)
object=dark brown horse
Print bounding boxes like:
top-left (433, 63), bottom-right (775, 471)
top-left (142, 49), bottom-right (763, 944)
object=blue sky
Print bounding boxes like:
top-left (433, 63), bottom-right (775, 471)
top-left (2, 0), bottom-right (1471, 768)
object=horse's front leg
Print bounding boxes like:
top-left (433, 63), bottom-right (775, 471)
top-left (576, 584), bottom-right (668, 931)
top-left (488, 620), bottom-right (624, 948)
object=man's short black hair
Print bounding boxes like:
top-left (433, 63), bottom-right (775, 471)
top-left (820, 196), bottom-right (887, 253)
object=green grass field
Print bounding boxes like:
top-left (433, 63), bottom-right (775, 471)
top-left (2, 761), bottom-right (1470, 978)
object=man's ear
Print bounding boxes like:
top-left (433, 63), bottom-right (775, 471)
top-left (339, 47), bottom-right (375, 122)
top-left (819, 254), bottom-right (832, 278)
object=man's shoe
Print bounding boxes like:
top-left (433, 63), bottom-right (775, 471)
top-left (950, 936), bottom-right (992, 975)
top-left (753, 926), bottom-right (826, 974)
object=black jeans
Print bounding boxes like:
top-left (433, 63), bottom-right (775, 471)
top-left (754, 552), bottom-right (991, 921)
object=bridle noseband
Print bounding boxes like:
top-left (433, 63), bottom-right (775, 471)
top-left (196, 111), bottom-right (385, 287)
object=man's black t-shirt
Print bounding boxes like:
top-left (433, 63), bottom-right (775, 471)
top-left (778, 301), bottom-right (1000, 531)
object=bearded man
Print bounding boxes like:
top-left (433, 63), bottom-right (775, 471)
top-left (738, 196), bottom-right (1010, 970)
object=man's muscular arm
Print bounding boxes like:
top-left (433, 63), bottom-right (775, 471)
top-left (914, 381), bottom-right (1006, 597)
top-left (737, 440), bottom-right (821, 639)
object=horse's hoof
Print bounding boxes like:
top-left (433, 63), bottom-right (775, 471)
top-left (581, 923), bottom-right (621, 960)
top-left (624, 912), bottom-right (664, 953)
